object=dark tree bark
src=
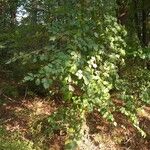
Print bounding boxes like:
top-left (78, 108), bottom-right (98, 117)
top-left (31, 1), bottom-right (38, 24)
top-left (133, 0), bottom-right (142, 43)
top-left (116, 0), bottom-right (128, 25)
top-left (9, 0), bottom-right (19, 28)
top-left (10, 9), bottom-right (16, 27)
top-left (142, 9), bottom-right (147, 46)
top-left (142, 0), bottom-right (148, 47)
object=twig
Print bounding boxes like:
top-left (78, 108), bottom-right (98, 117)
top-left (2, 94), bottom-right (16, 102)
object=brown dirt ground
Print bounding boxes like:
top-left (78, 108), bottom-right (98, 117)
top-left (0, 73), bottom-right (150, 150)
top-left (0, 95), bottom-right (150, 150)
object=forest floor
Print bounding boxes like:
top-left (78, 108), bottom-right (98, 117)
top-left (0, 74), bottom-right (150, 150)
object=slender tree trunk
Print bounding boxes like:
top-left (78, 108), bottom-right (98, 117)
top-left (133, 0), bottom-right (142, 42)
top-left (116, 0), bottom-right (128, 25)
top-left (0, 1), bottom-right (7, 28)
top-left (9, 0), bottom-right (19, 28)
top-left (142, 0), bottom-right (148, 47)
top-left (31, 0), bottom-right (38, 24)
top-left (10, 9), bottom-right (16, 27)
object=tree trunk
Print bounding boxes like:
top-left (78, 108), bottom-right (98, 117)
top-left (142, 0), bottom-right (148, 47)
top-left (133, 0), bottom-right (142, 42)
top-left (31, 0), bottom-right (38, 24)
top-left (10, 9), bottom-right (16, 27)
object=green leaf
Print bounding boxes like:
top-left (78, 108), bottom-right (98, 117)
top-left (83, 76), bottom-right (89, 85)
top-left (65, 140), bottom-right (77, 150)
top-left (24, 73), bottom-right (34, 82)
top-left (41, 78), bottom-right (52, 89)
top-left (49, 36), bottom-right (56, 41)
top-left (76, 70), bottom-right (83, 79)
top-left (69, 85), bottom-right (75, 92)
top-left (35, 79), bottom-right (40, 85)
top-left (40, 54), bottom-right (48, 61)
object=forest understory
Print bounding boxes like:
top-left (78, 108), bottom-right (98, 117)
top-left (0, 70), bottom-right (150, 150)
top-left (0, 0), bottom-right (150, 149)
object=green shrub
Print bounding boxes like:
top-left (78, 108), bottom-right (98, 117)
top-left (0, 128), bottom-right (35, 150)
top-left (7, 0), bottom-right (149, 146)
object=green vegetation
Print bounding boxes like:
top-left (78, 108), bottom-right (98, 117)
top-left (0, 128), bottom-right (35, 150)
top-left (0, 0), bottom-right (150, 149)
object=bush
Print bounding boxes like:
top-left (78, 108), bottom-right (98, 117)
top-left (0, 128), bottom-right (36, 150)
